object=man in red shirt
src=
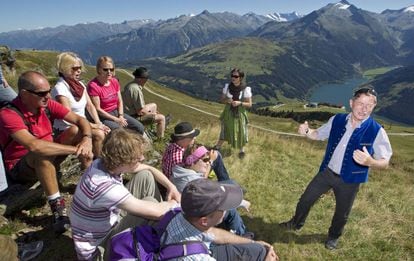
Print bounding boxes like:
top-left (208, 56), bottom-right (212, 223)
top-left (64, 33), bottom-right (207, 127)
top-left (0, 71), bottom-right (93, 233)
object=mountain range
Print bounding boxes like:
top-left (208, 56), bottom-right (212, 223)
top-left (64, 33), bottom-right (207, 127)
top-left (0, 1), bottom-right (413, 124)
top-left (0, 11), bottom-right (301, 63)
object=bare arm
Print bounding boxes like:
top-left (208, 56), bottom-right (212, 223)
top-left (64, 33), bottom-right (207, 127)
top-left (117, 91), bottom-right (124, 116)
top-left (85, 93), bottom-right (102, 125)
top-left (209, 227), bottom-right (279, 261)
top-left (11, 129), bottom-right (78, 156)
top-left (220, 93), bottom-right (231, 104)
top-left (90, 95), bottom-right (119, 122)
top-left (210, 227), bottom-right (274, 248)
top-left (118, 196), bottom-right (177, 220)
top-left (231, 97), bottom-right (252, 109)
top-left (63, 111), bottom-right (93, 158)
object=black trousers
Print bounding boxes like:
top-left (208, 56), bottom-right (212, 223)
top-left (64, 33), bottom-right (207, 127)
top-left (292, 168), bottom-right (360, 239)
top-left (211, 243), bottom-right (267, 261)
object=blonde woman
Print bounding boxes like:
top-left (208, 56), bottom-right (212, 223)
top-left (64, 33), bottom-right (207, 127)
top-left (52, 52), bottom-right (110, 168)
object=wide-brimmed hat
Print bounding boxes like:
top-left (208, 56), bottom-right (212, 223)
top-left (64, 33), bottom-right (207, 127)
top-left (171, 122), bottom-right (200, 140)
top-left (181, 179), bottom-right (243, 217)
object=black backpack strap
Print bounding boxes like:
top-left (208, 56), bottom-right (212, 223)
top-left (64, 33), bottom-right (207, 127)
top-left (132, 226), bottom-right (141, 258)
top-left (4, 103), bottom-right (32, 132)
top-left (1, 103), bottom-right (32, 151)
top-left (1, 103), bottom-right (52, 151)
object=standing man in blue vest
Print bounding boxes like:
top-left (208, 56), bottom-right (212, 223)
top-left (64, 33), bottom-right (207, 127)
top-left (279, 87), bottom-right (392, 250)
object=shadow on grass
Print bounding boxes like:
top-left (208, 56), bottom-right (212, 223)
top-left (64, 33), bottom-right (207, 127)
top-left (244, 216), bottom-right (326, 245)
top-left (16, 227), bottom-right (76, 261)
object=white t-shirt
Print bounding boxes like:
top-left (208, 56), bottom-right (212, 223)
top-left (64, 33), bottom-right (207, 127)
top-left (52, 77), bottom-right (87, 130)
top-left (222, 83), bottom-right (252, 100)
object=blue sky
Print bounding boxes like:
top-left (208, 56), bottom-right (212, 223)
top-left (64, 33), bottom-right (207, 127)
top-left (1, 0), bottom-right (413, 33)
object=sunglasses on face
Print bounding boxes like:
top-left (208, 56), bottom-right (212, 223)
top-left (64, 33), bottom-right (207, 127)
top-left (200, 157), bottom-right (210, 163)
top-left (23, 89), bottom-right (51, 97)
top-left (102, 68), bottom-right (115, 72)
top-left (231, 75), bottom-right (240, 78)
top-left (72, 66), bottom-right (82, 71)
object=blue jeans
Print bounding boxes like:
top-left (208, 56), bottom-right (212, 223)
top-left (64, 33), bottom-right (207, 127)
top-left (211, 151), bottom-right (230, 181)
top-left (291, 168), bottom-right (360, 239)
top-left (102, 109), bottom-right (145, 135)
top-left (0, 85), bottom-right (17, 107)
top-left (219, 208), bottom-right (246, 236)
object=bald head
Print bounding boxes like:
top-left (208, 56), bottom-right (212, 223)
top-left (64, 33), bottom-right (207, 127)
top-left (18, 71), bottom-right (48, 92)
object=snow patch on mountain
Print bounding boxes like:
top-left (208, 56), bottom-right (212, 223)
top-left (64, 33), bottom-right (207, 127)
top-left (266, 12), bottom-right (302, 22)
top-left (334, 3), bottom-right (351, 10)
top-left (403, 6), bottom-right (414, 13)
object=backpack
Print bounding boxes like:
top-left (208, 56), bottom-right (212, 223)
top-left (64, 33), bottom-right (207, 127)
top-left (110, 207), bottom-right (209, 261)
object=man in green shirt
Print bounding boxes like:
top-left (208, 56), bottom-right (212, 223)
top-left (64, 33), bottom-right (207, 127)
top-left (122, 67), bottom-right (168, 138)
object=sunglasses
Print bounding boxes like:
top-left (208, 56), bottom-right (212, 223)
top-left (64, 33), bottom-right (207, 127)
top-left (353, 88), bottom-right (377, 97)
top-left (102, 68), bottom-right (115, 72)
top-left (23, 89), bottom-right (51, 97)
top-left (200, 157), bottom-right (210, 163)
top-left (72, 66), bottom-right (82, 71)
top-left (231, 75), bottom-right (240, 78)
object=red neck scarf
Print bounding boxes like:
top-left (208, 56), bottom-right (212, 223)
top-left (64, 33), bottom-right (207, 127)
top-left (64, 76), bottom-right (84, 101)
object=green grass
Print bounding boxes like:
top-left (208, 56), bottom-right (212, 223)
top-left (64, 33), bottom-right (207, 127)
top-left (2, 50), bottom-right (414, 260)
top-left (169, 37), bottom-right (285, 79)
top-left (363, 66), bottom-right (399, 80)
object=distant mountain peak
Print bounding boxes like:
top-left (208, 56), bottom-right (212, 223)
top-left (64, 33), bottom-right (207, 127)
top-left (266, 11), bottom-right (302, 22)
top-left (403, 6), bottom-right (414, 13)
top-left (333, 2), bottom-right (351, 10)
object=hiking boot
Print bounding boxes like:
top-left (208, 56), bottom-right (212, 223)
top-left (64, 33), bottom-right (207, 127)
top-left (278, 219), bottom-right (299, 231)
top-left (324, 237), bottom-right (338, 250)
top-left (49, 197), bottom-right (70, 234)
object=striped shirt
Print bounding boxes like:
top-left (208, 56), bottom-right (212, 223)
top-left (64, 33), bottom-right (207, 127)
top-left (162, 143), bottom-right (185, 180)
top-left (70, 159), bottom-right (131, 260)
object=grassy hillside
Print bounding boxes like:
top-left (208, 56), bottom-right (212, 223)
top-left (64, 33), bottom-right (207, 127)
top-left (1, 50), bottom-right (414, 260)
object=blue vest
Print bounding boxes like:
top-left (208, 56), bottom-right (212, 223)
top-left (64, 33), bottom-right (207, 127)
top-left (319, 114), bottom-right (381, 184)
